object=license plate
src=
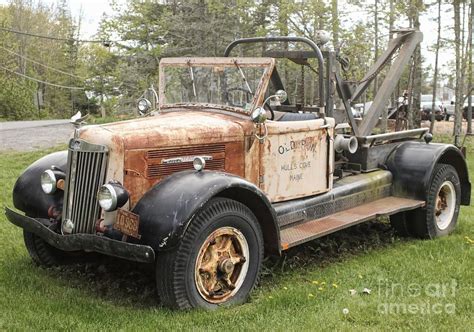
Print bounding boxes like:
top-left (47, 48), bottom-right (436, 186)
top-left (114, 209), bottom-right (141, 239)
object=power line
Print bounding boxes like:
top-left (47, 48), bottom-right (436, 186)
top-left (0, 26), bottom-right (114, 45)
top-left (0, 45), bottom-right (85, 80)
top-left (0, 64), bottom-right (85, 90)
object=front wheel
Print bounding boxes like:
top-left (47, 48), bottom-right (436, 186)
top-left (23, 231), bottom-right (86, 266)
top-left (410, 164), bottom-right (461, 238)
top-left (156, 198), bottom-right (263, 310)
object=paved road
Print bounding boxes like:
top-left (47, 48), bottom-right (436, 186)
top-left (0, 119), bottom-right (72, 152)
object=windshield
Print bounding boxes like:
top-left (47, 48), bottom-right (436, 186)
top-left (159, 58), bottom-right (274, 111)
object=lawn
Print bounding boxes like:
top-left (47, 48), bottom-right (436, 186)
top-left (0, 137), bottom-right (473, 331)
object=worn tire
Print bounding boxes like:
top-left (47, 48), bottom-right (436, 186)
top-left (23, 230), bottom-right (68, 266)
top-left (409, 164), bottom-right (461, 239)
top-left (156, 197), bottom-right (264, 310)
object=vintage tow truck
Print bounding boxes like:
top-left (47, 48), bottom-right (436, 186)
top-left (5, 30), bottom-right (471, 309)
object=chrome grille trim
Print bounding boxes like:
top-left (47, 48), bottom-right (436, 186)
top-left (62, 139), bottom-right (108, 234)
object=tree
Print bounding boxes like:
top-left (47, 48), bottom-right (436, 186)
top-left (453, 0), bottom-right (463, 145)
top-left (429, 0), bottom-right (442, 133)
top-left (467, 0), bottom-right (473, 134)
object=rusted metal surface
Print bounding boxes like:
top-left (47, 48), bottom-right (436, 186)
top-left (280, 196), bottom-right (425, 249)
top-left (99, 111), bottom-right (247, 149)
top-left (79, 126), bottom-right (124, 185)
top-left (78, 110), bottom-right (257, 209)
top-left (124, 141), bottom-right (245, 206)
top-left (260, 118), bottom-right (335, 202)
top-left (194, 226), bottom-right (249, 304)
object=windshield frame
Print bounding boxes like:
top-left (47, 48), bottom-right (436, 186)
top-left (158, 57), bottom-right (275, 114)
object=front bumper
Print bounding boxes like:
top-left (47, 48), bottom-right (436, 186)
top-left (5, 207), bottom-right (155, 264)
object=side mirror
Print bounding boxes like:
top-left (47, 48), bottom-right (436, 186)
top-left (250, 107), bottom-right (267, 124)
top-left (137, 98), bottom-right (152, 115)
top-left (262, 90), bottom-right (287, 108)
top-left (274, 90), bottom-right (288, 103)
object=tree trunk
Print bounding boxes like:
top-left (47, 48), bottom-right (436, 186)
top-left (430, 0), bottom-right (442, 133)
top-left (467, 0), bottom-right (473, 134)
top-left (411, 1), bottom-right (422, 129)
top-left (383, 0), bottom-right (395, 133)
top-left (331, 0), bottom-right (339, 47)
top-left (373, 0), bottom-right (379, 100)
top-left (453, 0), bottom-right (463, 146)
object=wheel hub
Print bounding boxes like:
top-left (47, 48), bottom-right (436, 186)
top-left (435, 181), bottom-right (456, 230)
top-left (194, 227), bottom-right (249, 303)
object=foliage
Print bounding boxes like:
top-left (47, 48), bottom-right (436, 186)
top-left (0, 74), bottom-right (36, 120)
top-left (0, 0), bottom-right (471, 120)
top-left (0, 0), bottom-right (87, 119)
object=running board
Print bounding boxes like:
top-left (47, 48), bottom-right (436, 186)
top-left (280, 196), bottom-right (425, 250)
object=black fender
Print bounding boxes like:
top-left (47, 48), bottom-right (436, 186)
top-left (132, 170), bottom-right (280, 255)
top-left (386, 142), bottom-right (470, 205)
top-left (13, 151), bottom-right (68, 218)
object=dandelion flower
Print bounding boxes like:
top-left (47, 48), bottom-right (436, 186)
top-left (332, 283), bottom-right (338, 288)
top-left (342, 308), bottom-right (349, 315)
top-left (312, 280), bottom-right (319, 285)
top-left (308, 293), bottom-right (314, 297)
top-left (318, 287), bottom-right (324, 291)
top-left (283, 286), bottom-right (288, 290)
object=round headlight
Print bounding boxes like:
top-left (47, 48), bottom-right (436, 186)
top-left (98, 184), bottom-right (117, 212)
top-left (97, 182), bottom-right (129, 212)
top-left (193, 157), bottom-right (206, 172)
top-left (41, 169), bottom-right (57, 194)
top-left (137, 98), bottom-right (151, 114)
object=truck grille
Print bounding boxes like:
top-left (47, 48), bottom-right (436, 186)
top-left (62, 139), bottom-right (108, 234)
top-left (145, 144), bottom-right (226, 179)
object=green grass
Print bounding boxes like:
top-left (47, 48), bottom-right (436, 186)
top-left (0, 137), bottom-right (473, 330)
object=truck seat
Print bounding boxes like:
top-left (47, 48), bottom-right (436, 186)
top-left (277, 112), bottom-right (318, 121)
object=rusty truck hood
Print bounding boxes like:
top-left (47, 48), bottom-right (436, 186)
top-left (81, 110), bottom-right (253, 150)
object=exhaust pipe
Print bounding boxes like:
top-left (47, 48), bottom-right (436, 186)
top-left (334, 135), bottom-right (358, 154)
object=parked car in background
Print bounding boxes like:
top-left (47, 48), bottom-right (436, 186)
top-left (445, 99), bottom-right (455, 120)
top-left (420, 94), bottom-right (445, 121)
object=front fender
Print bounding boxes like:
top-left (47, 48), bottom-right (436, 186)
top-left (132, 170), bottom-right (279, 253)
top-left (13, 151), bottom-right (68, 218)
top-left (386, 142), bottom-right (470, 205)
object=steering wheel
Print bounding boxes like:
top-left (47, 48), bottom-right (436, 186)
top-left (225, 87), bottom-right (253, 108)
top-left (263, 102), bottom-right (275, 120)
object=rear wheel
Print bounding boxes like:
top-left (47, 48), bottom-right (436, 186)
top-left (156, 198), bottom-right (263, 310)
top-left (410, 164), bottom-right (461, 238)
